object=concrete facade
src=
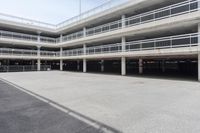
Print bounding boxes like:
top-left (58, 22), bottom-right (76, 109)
top-left (0, 0), bottom-right (199, 80)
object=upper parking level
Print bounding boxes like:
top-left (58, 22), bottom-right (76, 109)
top-left (0, 0), bottom-right (199, 48)
top-left (0, 0), bottom-right (182, 34)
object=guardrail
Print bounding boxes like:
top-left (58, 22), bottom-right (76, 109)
top-left (0, 12), bottom-right (55, 29)
top-left (0, 0), bottom-right (198, 44)
top-left (125, 33), bottom-right (198, 52)
top-left (0, 48), bottom-right (37, 56)
top-left (56, 0), bottom-right (129, 28)
top-left (125, 0), bottom-right (199, 27)
top-left (40, 51), bottom-right (60, 57)
top-left (0, 65), bottom-right (51, 72)
top-left (62, 31), bottom-right (84, 42)
top-left (86, 20), bottom-right (122, 37)
top-left (0, 0), bottom-right (129, 29)
top-left (62, 48), bottom-right (84, 56)
top-left (78, 0), bottom-right (199, 38)
top-left (0, 48), bottom-right (60, 57)
top-left (62, 33), bottom-right (199, 56)
top-left (0, 30), bottom-right (57, 44)
top-left (0, 33), bottom-right (198, 58)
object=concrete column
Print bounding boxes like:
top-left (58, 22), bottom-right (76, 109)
top-left (121, 57), bottom-right (126, 76)
top-left (60, 34), bottom-right (63, 43)
top-left (198, 24), bottom-right (200, 81)
top-left (139, 59), bottom-right (143, 74)
top-left (37, 46), bottom-right (41, 71)
top-left (198, 54), bottom-right (200, 81)
top-left (122, 36), bottom-right (126, 52)
top-left (37, 32), bottom-right (41, 42)
top-left (83, 44), bottom-right (87, 72)
top-left (60, 47), bottom-right (63, 71)
top-left (121, 15), bottom-right (126, 28)
top-left (83, 59), bottom-right (87, 73)
top-left (83, 27), bottom-right (86, 37)
top-left (101, 60), bottom-right (104, 72)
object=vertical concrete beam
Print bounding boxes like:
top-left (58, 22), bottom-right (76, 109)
top-left (198, 54), bottom-right (200, 81)
top-left (37, 46), bottom-right (41, 71)
top-left (60, 34), bottom-right (63, 43)
top-left (37, 32), bottom-right (41, 42)
top-left (139, 59), bottom-right (143, 74)
top-left (101, 60), bottom-right (104, 72)
top-left (83, 27), bottom-right (86, 37)
top-left (60, 47), bottom-right (63, 71)
top-left (83, 59), bottom-right (87, 73)
top-left (83, 44), bottom-right (87, 73)
top-left (121, 57), bottom-right (126, 76)
top-left (121, 15), bottom-right (126, 28)
top-left (198, 23), bottom-right (200, 81)
top-left (122, 36), bottom-right (126, 52)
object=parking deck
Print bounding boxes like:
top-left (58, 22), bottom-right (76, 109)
top-left (0, 71), bottom-right (200, 133)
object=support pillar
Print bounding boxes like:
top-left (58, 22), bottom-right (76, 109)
top-left (122, 36), bottom-right (126, 52)
top-left (37, 46), bottom-right (41, 71)
top-left (60, 34), bottom-right (63, 43)
top-left (121, 57), bottom-right (126, 76)
top-left (83, 44), bottom-right (87, 73)
top-left (60, 47), bottom-right (63, 71)
top-left (198, 23), bottom-right (200, 81)
top-left (139, 59), bottom-right (143, 74)
top-left (198, 54), bottom-right (200, 81)
top-left (83, 59), bottom-right (87, 73)
top-left (37, 32), bottom-right (41, 42)
top-left (83, 27), bottom-right (86, 37)
top-left (121, 15), bottom-right (126, 28)
top-left (101, 60), bottom-right (104, 72)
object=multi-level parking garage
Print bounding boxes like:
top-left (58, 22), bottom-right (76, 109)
top-left (0, 0), bottom-right (200, 80)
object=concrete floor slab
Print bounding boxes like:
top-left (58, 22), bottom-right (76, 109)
top-left (0, 71), bottom-right (200, 133)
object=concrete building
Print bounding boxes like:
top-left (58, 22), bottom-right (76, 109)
top-left (0, 0), bottom-right (200, 81)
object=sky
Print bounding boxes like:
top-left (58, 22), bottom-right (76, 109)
top-left (0, 0), bottom-right (111, 24)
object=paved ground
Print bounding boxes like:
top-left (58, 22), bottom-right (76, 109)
top-left (0, 79), bottom-right (107, 133)
top-left (0, 71), bottom-right (200, 133)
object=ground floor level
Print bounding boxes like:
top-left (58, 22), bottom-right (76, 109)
top-left (0, 54), bottom-right (199, 81)
top-left (0, 71), bottom-right (200, 133)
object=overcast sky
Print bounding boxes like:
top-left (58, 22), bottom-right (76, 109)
top-left (0, 0), bottom-right (110, 24)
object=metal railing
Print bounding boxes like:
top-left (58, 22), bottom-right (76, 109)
top-left (86, 20), bottom-right (122, 37)
top-left (62, 33), bottom-right (199, 56)
top-left (0, 12), bottom-right (55, 29)
top-left (82, 0), bottom-right (199, 38)
top-left (0, 48), bottom-right (60, 57)
top-left (0, 0), bottom-right (198, 44)
top-left (40, 51), bottom-right (60, 57)
top-left (0, 33), bottom-right (198, 58)
top-left (56, 0), bottom-right (129, 28)
top-left (0, 30), bottom-right (57, 44)
top-left (62, 31), bottom-right (84, 42)
top-left (86, 43), bottom-right (122, 55)
top-left (0, 48), bottom-right (37, 56)
top-left (0, 65), bottom-right (51, 72)
top-left (62, 48), bottom-right (84, 57)
top-left (126, 33), bottom-right (198, 52)
top-left (125, 0), bottom-right (199, 27)
top-left (0, 0), bottom-right (129, 29)
top-left (40, 36), bottom-right (57, 44)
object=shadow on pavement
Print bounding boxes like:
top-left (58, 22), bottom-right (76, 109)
top-left (0, 79), bottom-right (122, 133)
